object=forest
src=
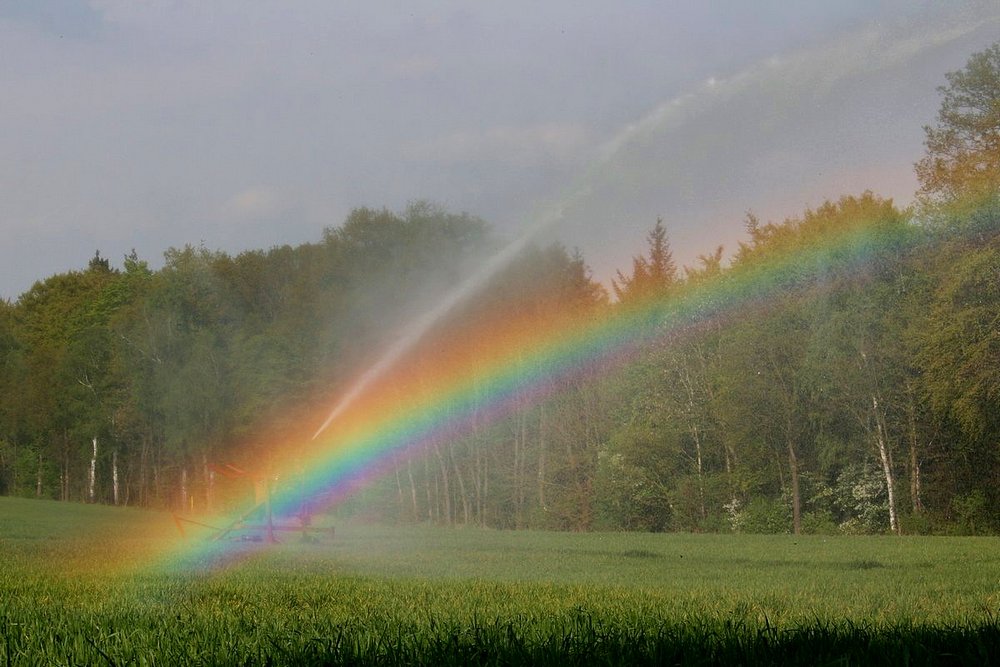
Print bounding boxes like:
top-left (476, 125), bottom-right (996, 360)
top-left (0, 43), bottom-right (997, 536)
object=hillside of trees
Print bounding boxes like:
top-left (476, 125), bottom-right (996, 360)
top-left (1, 44), bottom-right (997, 535)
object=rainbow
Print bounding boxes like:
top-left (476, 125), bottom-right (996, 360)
top-left (165, 200), bottom-right (914, 569)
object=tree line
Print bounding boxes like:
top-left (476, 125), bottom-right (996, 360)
top-left (0, 43), bottom-right (997, 535)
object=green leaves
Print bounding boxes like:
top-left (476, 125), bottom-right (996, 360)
top-left (918, 236), bottom-right (1000, 441)
top-left (916, 41), bottom-right (1000, 209)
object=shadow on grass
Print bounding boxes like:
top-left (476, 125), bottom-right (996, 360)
top-left (272, 618), bottom-right (999, 666)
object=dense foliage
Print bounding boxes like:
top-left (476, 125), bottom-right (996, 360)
top-left (1, 44), bottom-right (998, 536)
top-left (916, 42), bottom-right (1000, 208)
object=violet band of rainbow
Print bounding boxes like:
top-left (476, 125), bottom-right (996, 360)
top-left (162, 213), bottom-right (912, 570)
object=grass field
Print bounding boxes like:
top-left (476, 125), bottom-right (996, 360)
top-left (1, 497), bottom-right (998, 664)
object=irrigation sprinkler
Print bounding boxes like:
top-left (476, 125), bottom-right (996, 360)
top-left (171, 462), bottom-right (332, 543)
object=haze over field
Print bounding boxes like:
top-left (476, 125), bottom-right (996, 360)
top-left (2, 1), bottom-right (1000, 299)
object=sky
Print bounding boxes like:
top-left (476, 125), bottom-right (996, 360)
top-left (2, 1), bottom-right (999, 300)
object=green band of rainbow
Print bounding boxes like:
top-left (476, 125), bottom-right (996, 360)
top-left (163, 209), bottom-right (916, 569)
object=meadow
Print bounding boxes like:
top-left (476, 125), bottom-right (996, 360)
top-left (1, 497), bottom-right (998, 665)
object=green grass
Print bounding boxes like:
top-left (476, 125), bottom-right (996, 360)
top-left (1, 497), bottom-right (998, 664)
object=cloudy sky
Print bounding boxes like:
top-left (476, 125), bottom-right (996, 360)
top-left (2, 1), bottom-right (999, 299)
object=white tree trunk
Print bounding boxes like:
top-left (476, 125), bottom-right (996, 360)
top-left (203, 454), bottom-right (214, 513)
top-left (394, 466), bottom-right (404, 518)
top-left (407, 459), bottom-right (418, 521)
top-left (872, 395), bottom-right (899, 534)
top-left (112, 450), bottom-right (119, 505)
top-left (451, 442), bottom-right (470, 525)
top-left (679, 363), bottom-right (707, 520)
top-left (433, 442), bottom-right (451, 525)
top-left (907, 394), bottom-right (924, 514)
top-left (88, 437), bottom-right (98, 502)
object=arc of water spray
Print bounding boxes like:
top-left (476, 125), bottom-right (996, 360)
top-left (311, 8), bottom-right (995, 441)
top-left (306, 55), bottom-right (836, 442)
top-left (310, 76), bottom-right (750, 442)
top-left (311, 69), bottom-right (754, 443)
top-left (310, 193), bottom-right (584, 440)
top-left (309, 62), bottom-right (712, 443)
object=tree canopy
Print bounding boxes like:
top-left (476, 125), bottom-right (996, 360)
top-left (1, 44), bottom-right (999, 536)
top-left (916, 42), bottom-right (1000, 209)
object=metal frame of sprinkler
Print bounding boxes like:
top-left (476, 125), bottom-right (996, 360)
top-left (171, 463), bottom-right (334, 543)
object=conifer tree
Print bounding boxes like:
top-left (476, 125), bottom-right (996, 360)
top-left (613, 218), bottom-right (677, 303)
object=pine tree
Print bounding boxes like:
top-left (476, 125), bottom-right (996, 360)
top-left (613, 218), bottom-right (677, 303)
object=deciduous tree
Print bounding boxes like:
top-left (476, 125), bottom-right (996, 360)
top-left (916, 42), bottom-right (1000, 208)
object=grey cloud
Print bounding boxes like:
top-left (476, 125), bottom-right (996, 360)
top-left (0, 0), bottom-right (103, 39)
top-left (1, 1), bottom-right (997, 300)
top-left (401, 124), bottom-right (592, 167)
